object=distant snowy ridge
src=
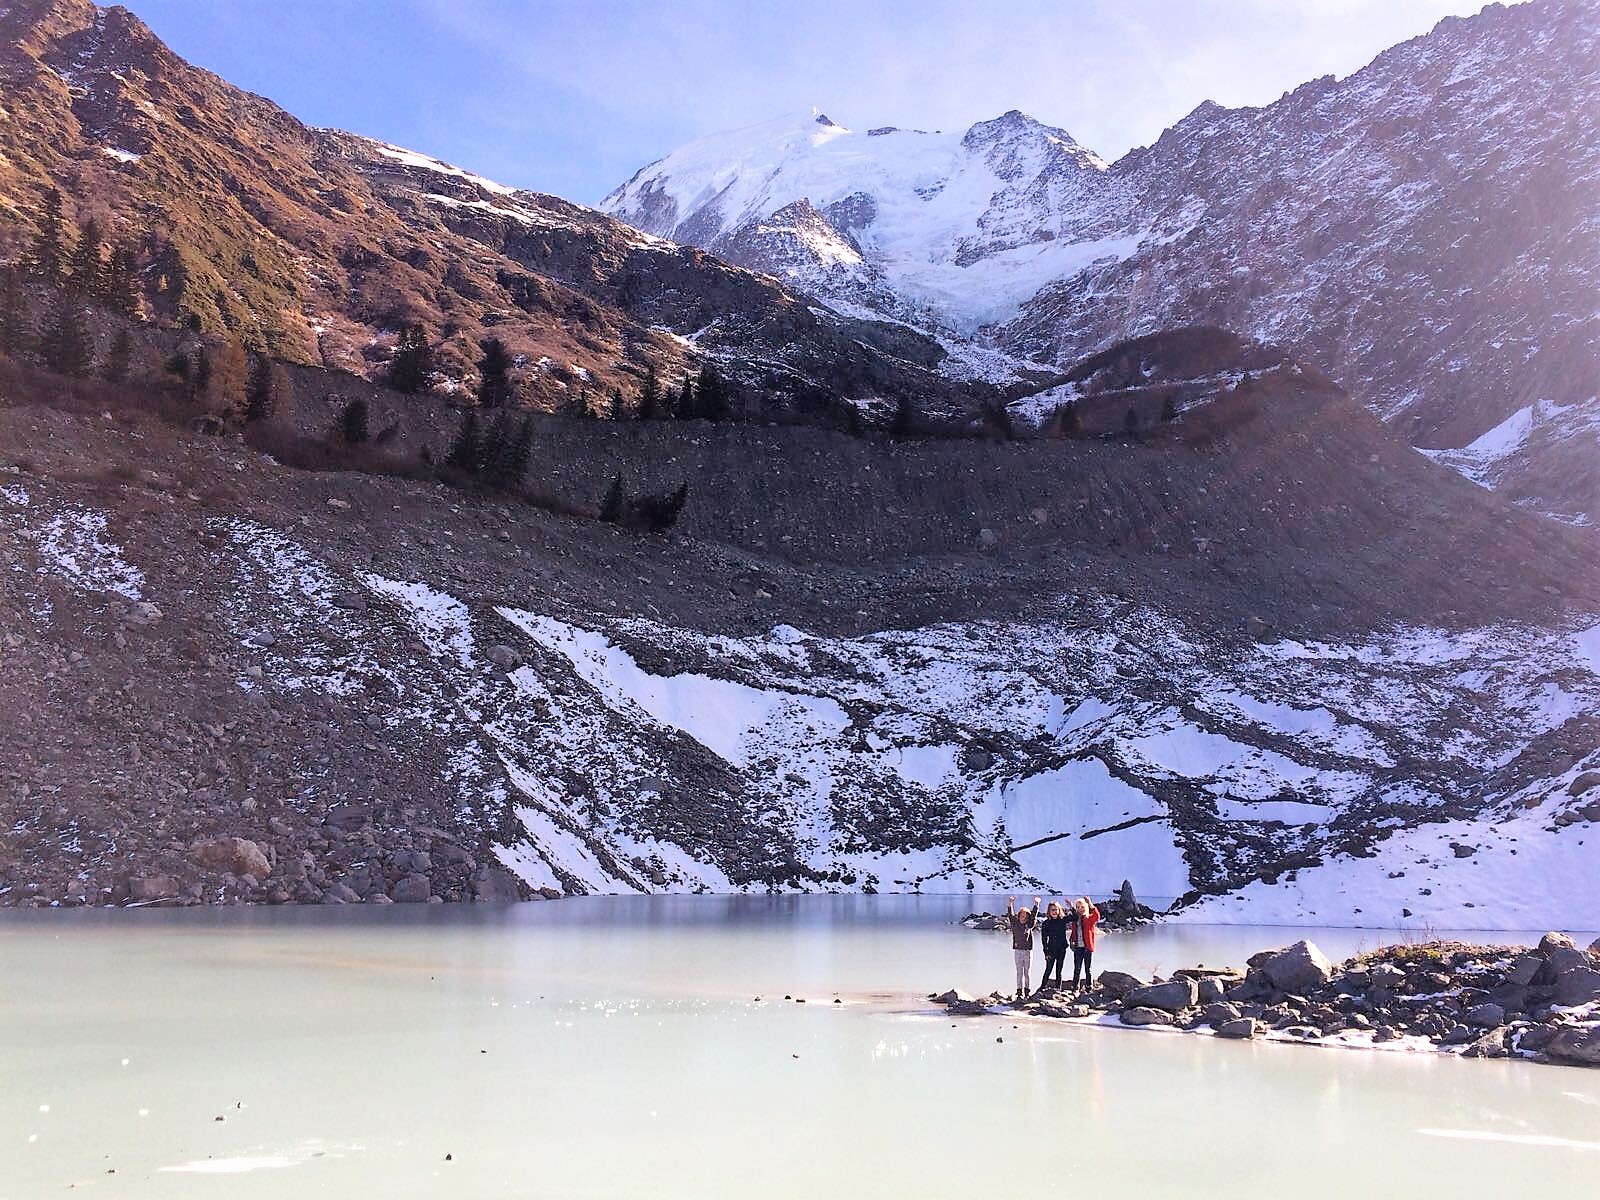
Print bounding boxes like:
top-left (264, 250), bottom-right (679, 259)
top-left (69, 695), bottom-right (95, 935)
top-left (603, 107), bottom-right (1130, 336)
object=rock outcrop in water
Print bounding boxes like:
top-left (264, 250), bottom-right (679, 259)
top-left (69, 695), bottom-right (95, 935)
top-left (959, 881), bottom-right (1160, 932)
top-left (938, 933), bottom-right (1600, 1068)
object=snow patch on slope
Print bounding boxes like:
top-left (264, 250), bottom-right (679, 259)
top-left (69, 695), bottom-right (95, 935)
top-left (32, 509), bottom-right (144, 600)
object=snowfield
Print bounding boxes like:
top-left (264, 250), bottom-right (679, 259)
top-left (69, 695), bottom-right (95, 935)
top-left (195, 522), bottom-right (1600, 919)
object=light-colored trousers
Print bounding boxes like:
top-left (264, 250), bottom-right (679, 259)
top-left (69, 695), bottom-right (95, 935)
top-left (1013, 947), bottom-right (1032, 994)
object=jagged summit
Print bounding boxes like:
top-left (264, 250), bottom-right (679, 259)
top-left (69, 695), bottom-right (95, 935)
top-left (602, 106), bottom-right (1118, 336)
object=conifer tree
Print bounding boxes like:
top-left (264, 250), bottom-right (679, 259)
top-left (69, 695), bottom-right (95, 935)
top-left (67, 217), bottom-right (105, 297)
top-left (387, 322), bottom-right (433, 393)
top-left (638, 482), bottom-right (689, 532)
top-left (674, 376), bottom-right (695, 421)
top-left (31, 189), bottom-right (69, 284)
top-left (1123, 407), bottom-right (1140, 436)
top-left (104, 242), bottom-right (141, 317)
top-left (599, 472), bottom-right (624, 524)
top-left (506, 415), bottom-right (534, 483)
top-left (609, 387), bottom-right (626, 421)
top-left (695, 363), bottom-right (730, 421)
top-left (1161, 395), bottom-right (1178, 423)
top-left (39, 290), bottom-right (90, 377)
top-left (480, 409), bottom-right (514, 483)
top-left (0, 267), bottom-right (31, 359)
top-left (101, 328), bottom-right (132, 383)
top-left (445, 410), bottom-right (481, 472)
top-left (637, 366), bottom-right (662, 419)
top-left (339, 397), bottom-right (370, 444)
top-left (476, 337), bottom-right (513, 408)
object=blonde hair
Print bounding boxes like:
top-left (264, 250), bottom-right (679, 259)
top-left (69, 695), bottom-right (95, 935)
top-left (1074, 897), bottom-right (1090, 915)
top-left (1047, 901), bottom-right (1065, 919)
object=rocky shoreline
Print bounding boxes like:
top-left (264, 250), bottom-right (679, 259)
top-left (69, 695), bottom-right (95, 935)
top-left (935, 932), bottom-right (1600, 1069)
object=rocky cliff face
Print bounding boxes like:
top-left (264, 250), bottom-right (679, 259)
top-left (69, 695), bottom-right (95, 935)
top-left (603, 0), bottom-right (1600, 522)
top-left (0, 0), bottom-right (969, 415)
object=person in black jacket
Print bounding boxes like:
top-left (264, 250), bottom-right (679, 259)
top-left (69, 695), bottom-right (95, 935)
top-left (1037, 900), bottom-right (1074, 992)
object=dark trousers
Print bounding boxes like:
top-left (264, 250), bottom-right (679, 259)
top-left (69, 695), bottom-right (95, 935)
top-left (1072, 946), bottom-right (1093, 988)
top-left (1042, 950), bottom-right (1065, 986)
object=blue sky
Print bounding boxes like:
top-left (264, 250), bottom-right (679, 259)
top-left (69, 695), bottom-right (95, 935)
top-left (127, 0), bottom-right (1488, 204)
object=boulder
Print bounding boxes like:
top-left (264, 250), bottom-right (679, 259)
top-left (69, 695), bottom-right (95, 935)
top-left (1591, 936), bottom-right (1600, 957)
top-left (1507, 953), bottom-right (1544, 986)
top-left (947, 998), bottom-right (993, 1016)
top-left (1202, 1001), bottom-right (1242, 1026)
top-left (1196, 977), bottom-right (1227, 1005)
top-left (1125, 978), bottom-right (1199, 1013)
top-left (1225, 975), bottom-right (1267, 1003)
top-left (1119, 1006), bottom-right (1174, 1027)
top-left (1544, 946), bottom-right (1589, 977)
top-left (934, 989), bottom-right (977, 1006)
top-left (322, 882), bottom-right (359, 904)
top-left (389, 849), bottom-right (433, 874)
top-left (190, 836), bottom-right (272, 880)
top-left (1543, 1025), bottom-right (1600, 1067)
top-left (1554, 968), bottom-right (1600, 1006)
top-left (331, 590), bottom-right (368, 611)
top-left (1262, 940), bottom-right (1333, 995)
top-left (1461, 1031), bottom-right (1507, 1059)
top-left (1095, 970), bottom-right (1144, 998)
top-left (1369, 962), bottom-right (1407, 989)
top-left (1568, 771), bottom-right (1600, 797)
top-left (1517, 1024), bottom-right (1558, 1052)
top-left (128, 874), bottom-right (178, 902)
top-left (1465, 1002), bottom-right (1505, 1029)
top-left (1335, 968), bottom-right (1371, 994)
top-left (433, 842), bottom-right (474, 868)
top-left (1538, 932), bottom-right (1577, 956)
top-left (1215, 1018), bottom-right (1259, 1039)
top-left (470, 866), bottom-right (523, 903)
top-left (390, 874), bottom-right (432, 903)
top-left (1487, 982), bottom-right (1528, 1013)
top-left (486, 644), bottom-right (523, 671)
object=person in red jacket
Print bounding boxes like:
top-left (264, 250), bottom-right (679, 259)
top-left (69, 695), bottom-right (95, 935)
top-left (1069, 895), bottom-right (1101, 992)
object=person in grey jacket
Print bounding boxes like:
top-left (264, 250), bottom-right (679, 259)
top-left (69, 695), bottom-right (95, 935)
top-left (1005, 895), bottom-right (1040, 999)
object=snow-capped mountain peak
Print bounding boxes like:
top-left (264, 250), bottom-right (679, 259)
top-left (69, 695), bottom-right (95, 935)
top-left (602, 107), bottom-right (1124, 335)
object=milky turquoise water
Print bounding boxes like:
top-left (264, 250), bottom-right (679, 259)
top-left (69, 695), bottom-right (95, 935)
top-left (3, 898), bottom-right (1597, 1198)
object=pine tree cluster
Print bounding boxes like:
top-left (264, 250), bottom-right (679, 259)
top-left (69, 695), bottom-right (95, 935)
top-left (629, 362), bottom-right (736, 422)
top-left (595, 472), bottom-right (689, 533)
top-left (444, 406), bottom-right (534, 491)
top-left (29, 190), bottom-right (142, 316)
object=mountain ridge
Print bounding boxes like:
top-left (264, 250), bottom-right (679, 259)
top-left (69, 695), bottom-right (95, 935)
top-left (0, 0), bottom-right (978, 420)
